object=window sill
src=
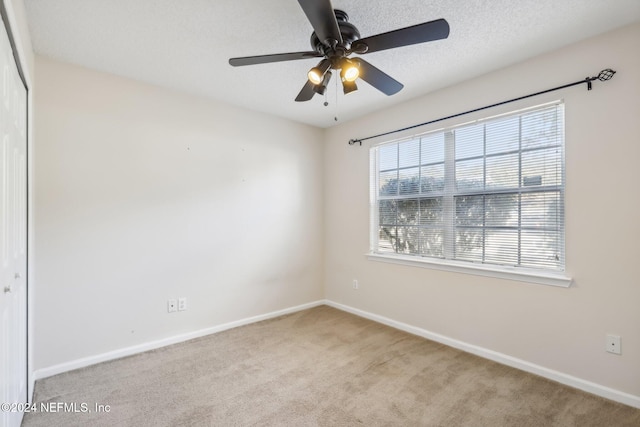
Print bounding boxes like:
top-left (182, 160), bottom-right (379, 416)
top-left (366, 253), bottom-right (572, 288)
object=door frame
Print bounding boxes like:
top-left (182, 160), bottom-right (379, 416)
top-left (0, 0), bottom-right (31, 405)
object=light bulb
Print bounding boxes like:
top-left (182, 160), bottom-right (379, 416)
top-left (340, 59), bottom-right (359, 83)
top-left (307, 68), bottom-right (324, 85)
top-left (342, 65), bottom-right (359, 82)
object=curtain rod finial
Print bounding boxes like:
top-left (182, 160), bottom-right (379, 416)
top-left (348, 139), bottom-right (362, 146)
top-left (598, 69), bottom-right (616, 81)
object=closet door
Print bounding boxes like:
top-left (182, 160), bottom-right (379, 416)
top-left (0, 12), bottom-right (27, 427)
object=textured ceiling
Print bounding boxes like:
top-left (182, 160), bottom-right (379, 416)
top-left (24, 0), bottom-right (640, 128)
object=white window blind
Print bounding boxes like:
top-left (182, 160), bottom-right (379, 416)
top-left (370, 102), bottom-right (565, 272)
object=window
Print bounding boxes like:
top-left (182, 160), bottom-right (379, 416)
top-left (370, 102), bottom-right (565, 280)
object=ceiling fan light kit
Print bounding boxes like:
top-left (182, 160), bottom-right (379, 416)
top-left (313, 70), bottom-right (332, 95)
top-left (229, 0), bottom-right (450, 102)
top-left (340, 59), bottom-right (359, 83)
top-left (307, 59), bottom-right (331, 85)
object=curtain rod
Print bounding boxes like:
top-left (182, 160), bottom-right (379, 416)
top-left (348, 68), bottom-right (616, 146)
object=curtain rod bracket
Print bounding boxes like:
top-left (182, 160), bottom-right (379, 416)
top-left (348, 68), bottom-right (616, 145)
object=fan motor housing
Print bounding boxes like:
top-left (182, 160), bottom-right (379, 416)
top-left (310, 10), bottom-right (361, 55)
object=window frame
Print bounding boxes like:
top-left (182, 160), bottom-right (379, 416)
top-left (368, 101), bottom-right (572, 288)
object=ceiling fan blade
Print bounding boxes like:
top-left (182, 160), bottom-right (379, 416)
top-left (354, 19), bottom-right (449, 54)
top-left (229, 51), bottom-right (322, 67)
top-left (356, 58), bottom-right (404, 95)
top-left (298, 0), bottom-right (343, 45)
top-left (295, 80), bottom-right (316, 102)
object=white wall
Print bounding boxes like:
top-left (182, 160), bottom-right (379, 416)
top-left (324, 23), bottom-right (640, 398)
top-left (33, 57), bottom-right (324, 370)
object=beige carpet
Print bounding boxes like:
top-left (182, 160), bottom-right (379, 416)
top-left (22, 305), bottom-right (640, 426)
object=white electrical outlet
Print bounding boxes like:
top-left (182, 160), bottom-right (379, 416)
top-left (605, 334), bottom-right (621, 355)
top-left (167, 299), bottom-right (177, 313)
top-left (178, 297), bottom-right (187, 311)
top-left (352, 279), bottom-right (359, 290)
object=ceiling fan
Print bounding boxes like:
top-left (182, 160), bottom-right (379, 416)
top-left (229, 0), bottom-right (450, 102)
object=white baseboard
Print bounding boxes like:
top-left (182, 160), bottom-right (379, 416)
top-left (325, 300), bottom-right (640, 409)
top-left (33, 300), bottom-right (326, 381)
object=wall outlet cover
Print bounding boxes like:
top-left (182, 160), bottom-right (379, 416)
top-left (606, 334), bottom-right (621, 355)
